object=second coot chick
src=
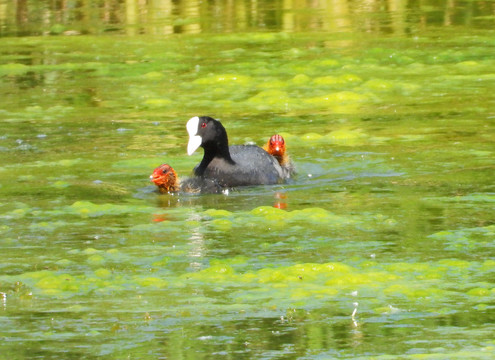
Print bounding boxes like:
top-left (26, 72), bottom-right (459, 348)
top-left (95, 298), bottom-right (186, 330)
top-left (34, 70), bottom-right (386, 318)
top-left (151, 163), bottom-right (223, 194)
top-left (187, 116), bottom-right (287, 187)
top-left (263, 134), bottom-right (296, 177)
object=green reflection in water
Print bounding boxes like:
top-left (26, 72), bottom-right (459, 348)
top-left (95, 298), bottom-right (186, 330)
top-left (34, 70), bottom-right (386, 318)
top-left (2, 0), bottom-right (495, 36)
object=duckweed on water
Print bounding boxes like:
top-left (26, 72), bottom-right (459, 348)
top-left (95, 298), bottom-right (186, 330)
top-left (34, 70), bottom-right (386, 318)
top-left (68, 200), bottom-right (153, 217)
top-left (3, 255), bottom-right (491, 317)
top-left (203, 206), bottom-right (358, 232)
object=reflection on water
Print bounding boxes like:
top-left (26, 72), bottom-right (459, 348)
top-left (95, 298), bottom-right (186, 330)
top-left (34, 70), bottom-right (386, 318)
top-left (1, 0), bottom-right (495, 36)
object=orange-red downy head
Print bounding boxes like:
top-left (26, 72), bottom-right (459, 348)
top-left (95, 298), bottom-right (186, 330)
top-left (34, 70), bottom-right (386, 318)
top-left (150, 164), bottom-right (180, 193)
top-left (266, 134), bottom-right (286, 159)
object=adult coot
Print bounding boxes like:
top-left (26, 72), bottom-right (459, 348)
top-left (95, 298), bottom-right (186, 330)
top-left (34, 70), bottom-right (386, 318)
top-left (151, 163), bottom-right (223, 194)
top-left (263, 134), bottom-right (296, 177)
top-left (186, 116), bottom-right (287, 187)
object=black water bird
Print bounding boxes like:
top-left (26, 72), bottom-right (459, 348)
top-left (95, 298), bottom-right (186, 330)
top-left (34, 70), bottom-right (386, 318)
top-left (186, 116), bottom-right (288, 187)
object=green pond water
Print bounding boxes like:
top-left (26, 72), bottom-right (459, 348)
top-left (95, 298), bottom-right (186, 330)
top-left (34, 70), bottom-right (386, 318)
top-left (1, 2), bottom-right (495, 359)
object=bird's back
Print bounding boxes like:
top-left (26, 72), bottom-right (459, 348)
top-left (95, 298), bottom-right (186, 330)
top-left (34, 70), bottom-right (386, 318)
top-left (202, 145), bottom-right (284, 187)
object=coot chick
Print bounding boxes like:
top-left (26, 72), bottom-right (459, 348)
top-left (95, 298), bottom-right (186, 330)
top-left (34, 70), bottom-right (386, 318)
top-left (263, 134), bottom-right (296, 177)
top-left (150, 164), bottom-right (223, 194)
top-left (186, 116), bottom-right (286, 187)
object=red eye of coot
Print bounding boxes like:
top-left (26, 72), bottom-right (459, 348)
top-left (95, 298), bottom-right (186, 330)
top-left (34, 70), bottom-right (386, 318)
top-left (201, 122), bottom-right (207, 128)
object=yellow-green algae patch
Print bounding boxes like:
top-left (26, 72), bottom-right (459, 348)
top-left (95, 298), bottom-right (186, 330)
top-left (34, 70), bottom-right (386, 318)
top-left (203, 206), bottom-right (358, 230)
top-left (142, 98), bottom-right (173, 108)
top-left (324, 128), bottom-right (369, 146)
top-left (33, 272), bottom-right (79, 295)
top-left (304, 91), bottom-right (369, 108)
top-left (142, 71), bottom-right (165, 79)
top-left (94, 268), bottom-right (112, 279)
top-left (246, 89), bottom-right (300, 111)
top-left (29, 221), bottom-right (68, 232)
top-left (0, 253), bottom-right (490, 317)
top-left (179, 258), bottom-right (486, 311)
top-left (203, 209), bottom-right (233, 218)
top-left (4, 267), bottom-right (172, 298)
top-left (289, 74), bottom-right (311, 85)
top-left (68, 200), bottom-right (153, 217)
top-left (211, 218), bottom-right (233, 231)
top-left (300, 132), bottom-right (323, 141)
top-left (133, 276), bottom-right (168, 288)
top-left (87, 254), bottom-right (106, 266)
top-left (360, 78), bottom-right (420, 95)
top-left (22, 158), bottom-right (83, 168)
top-left (312, 74), bottom-right (363, 86)
top-left (0, 63), bottom-right (30, 75)
top-left (193, 73), bottom-right (253, 86)
top-left (281, 127), bottom-right (390, 147)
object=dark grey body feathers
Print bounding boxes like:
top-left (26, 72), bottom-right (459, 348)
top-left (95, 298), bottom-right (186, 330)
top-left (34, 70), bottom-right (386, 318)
top-left (196, 145), bottom-right (285, 187)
